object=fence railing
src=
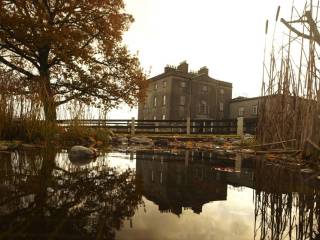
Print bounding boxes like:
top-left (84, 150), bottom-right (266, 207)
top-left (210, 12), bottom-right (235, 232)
top-left (57, 117), bottom-right (257, 135)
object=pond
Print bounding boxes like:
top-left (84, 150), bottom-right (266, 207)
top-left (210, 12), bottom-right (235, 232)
top-left (0, 149), bottom-right (319, 240)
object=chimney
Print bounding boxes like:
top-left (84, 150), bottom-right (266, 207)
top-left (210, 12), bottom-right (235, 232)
top-left (198, 66), bottom-right (208, 75)
top-left (177, 61), bottom-right (188, 73)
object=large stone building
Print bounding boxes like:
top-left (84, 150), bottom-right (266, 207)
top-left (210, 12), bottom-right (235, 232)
top-left (138, 61), bottom-right (232, 120)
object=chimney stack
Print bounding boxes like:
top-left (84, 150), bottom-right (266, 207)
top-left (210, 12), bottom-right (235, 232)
top-left (198, 66), bottom-right (208, 75)
top-left (177, 61), bottom-right (188, 73)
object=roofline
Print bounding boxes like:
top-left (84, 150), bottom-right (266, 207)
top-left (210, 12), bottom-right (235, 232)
top-left (230, 94), bottom-right (313, 103)
top-left (230, 96), bottom-right (262, 103)
top-left (148, 71), bottom-right (232, 87)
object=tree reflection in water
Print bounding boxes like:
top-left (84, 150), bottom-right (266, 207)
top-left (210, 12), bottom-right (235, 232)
top-left (0, 149), bottom-right (143, 240)
top-left (254, 159), bottom-right (320, 240)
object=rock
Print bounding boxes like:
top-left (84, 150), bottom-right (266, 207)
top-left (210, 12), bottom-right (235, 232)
top-left (112, 136), bottom-right (128, 145)
top-left (129, 136), bottom-right (153, 145)
top-left (168, 141), bottom-right (184, 148)
top-left (21, 144), bottom-right (39, 149)
top-left (244, 134), bottom-right (255, 140)
top-left (301, 168), bottom-right (314, 174)
top-left (7, 143), bottom-right (21, 151)
top-left (154, 139), bottom-right (169, 147)
top-left (231, 140), bottom-right (241, 146)
top-left (68, 146), bottom-right (98, 163)
top-left (241, 149), bottom-right (255, 154)
top-left (0, 145), bottom-right (8, 151)
top-left (213, 137), bottom-right (226, 144)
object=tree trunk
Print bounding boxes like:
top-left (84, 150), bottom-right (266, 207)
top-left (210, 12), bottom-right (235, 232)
top-left (39, 72), bottom-right (57, 122)
top-left (39, 47), bottom-right (57, 122)
top-left (43, 97), bottom-right (57, 122)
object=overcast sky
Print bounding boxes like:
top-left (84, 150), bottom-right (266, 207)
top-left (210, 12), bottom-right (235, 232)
top-left (108, 0), bottom-right (306, 119)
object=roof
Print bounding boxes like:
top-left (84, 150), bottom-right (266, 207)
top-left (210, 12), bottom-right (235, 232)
top-left (230, 96), bottom-right (262, 103)
top-left (148, 69), bottom-right (232, 88)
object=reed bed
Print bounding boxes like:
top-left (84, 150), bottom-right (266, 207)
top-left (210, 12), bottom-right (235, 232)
top-left (254, 159), bottom-right (320, 240)
top-left (257, 0), bottom-right (320, 159)
top-left (0, 69), bottom-right (113, 143)
top-left (0, 72), bottom-right (51, 141)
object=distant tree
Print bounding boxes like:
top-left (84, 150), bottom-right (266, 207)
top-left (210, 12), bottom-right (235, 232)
top-left (0, 0), bottom-right (148, 121)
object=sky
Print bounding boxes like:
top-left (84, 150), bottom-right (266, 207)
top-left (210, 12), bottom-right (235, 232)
top-left (108, 0), bottom-right (306, 119)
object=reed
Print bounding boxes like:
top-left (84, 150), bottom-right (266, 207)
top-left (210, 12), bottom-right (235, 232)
top-left (254, 158), bottom-right (320, 240)
top-left (257, 0), bottom-right (320, 161)
top-left (0, 71), bottom-right (113, 144)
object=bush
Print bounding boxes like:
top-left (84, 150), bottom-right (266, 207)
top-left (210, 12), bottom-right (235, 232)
top-left (60, 123), bottom-right (113, 145)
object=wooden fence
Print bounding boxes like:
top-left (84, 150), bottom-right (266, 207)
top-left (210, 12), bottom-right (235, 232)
top-left (57, 117), bottom-right (257, 135)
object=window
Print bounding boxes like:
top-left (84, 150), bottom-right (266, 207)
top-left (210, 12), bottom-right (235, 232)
top-left (180, 95), bottom-right (186, 105)
top-left (220, 89), bottom-right (224, 95)
top-left (178, 106), bottom-right (185, 117)
top-left (163, 95), bottom-right (166, 106)
top-left (162, 114), bottom-right (166, 120)
top-left (239, 107), bottom-right (244, 116)
top-left (202, 85), bottom-right (208, 92)
top-left (199, 100), bottom-right (208, 114)
top-left (154, 83), bottom-right (158, 89)
top-left (163, 81), bottom-right (167, 88)
top-left (180, 81), bottom-right (186, 88)
top-left (154, 97), bottom-right (157, 107)
top-left (219, 102), bottom-right (224, 111)
top-left (252, 105), bottom-right (258, 115)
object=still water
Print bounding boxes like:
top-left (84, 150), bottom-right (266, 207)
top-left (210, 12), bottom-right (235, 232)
top-left (0, 149), bottom-right (318, 240)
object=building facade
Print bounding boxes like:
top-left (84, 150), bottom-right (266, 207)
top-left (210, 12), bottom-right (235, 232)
top-left (138, 61), bottom-right (233, 120)
top-left (229, 96), bottom-right (260, 119)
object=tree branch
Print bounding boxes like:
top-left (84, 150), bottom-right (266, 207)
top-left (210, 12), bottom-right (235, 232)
top-left (0, 42), bottom-right (39, 69)
top-left (281, 18), bottom-right (312, 40)
top-left (0, 55), bottom-right (35, 78)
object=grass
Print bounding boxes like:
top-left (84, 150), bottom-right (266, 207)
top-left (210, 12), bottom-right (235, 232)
top-left (0, 91), bottom-right (113, 145)
top-left (115, 133), bottom-right (241, 139)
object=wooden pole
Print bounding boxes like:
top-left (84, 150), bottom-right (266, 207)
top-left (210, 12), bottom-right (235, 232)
top-left (131, 117), bottom-right (135, 135)
top-left (237, 117), bottom-right (244, 137)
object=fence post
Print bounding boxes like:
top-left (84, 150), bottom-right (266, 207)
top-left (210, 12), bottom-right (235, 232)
top-left (235, 154), bottom-right (242, 174)
top-left (155, 122), bottom-right (159, 133)
top-left (131, 117), bottom-right (135, 135)
top-left (237, 117), bottom-right (244, 137)
top-left (187, 117), bottom-right (191, 135)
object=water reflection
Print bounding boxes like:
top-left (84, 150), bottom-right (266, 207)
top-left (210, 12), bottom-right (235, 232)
top-left (254, 159), bottom-right (320, 240)
top-left (0, 149), bottom-right (142, 240)
top-left (136, 150), bottom-right (256, 214)
top-left (0, 149), bottom-right (319, 240)
top-left (133, 150), bottom-right (320, 240)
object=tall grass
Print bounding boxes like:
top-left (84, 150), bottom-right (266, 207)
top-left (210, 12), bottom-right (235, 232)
top-left (257, 1), bottom-right (320, 159)
top-left (254, 158), bottom-right (320, 240)
top-left (0, 72), bottom-right (113, 144)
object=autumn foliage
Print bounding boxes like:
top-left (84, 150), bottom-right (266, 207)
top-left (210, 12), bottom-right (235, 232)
top-left (0, 0), bottom-right (148, 121)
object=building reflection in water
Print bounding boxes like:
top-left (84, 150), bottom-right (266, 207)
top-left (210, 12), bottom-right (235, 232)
top-left (0, 149), bottom-right (319, 240)
top-left (135, 150), bottom-right (254, 215)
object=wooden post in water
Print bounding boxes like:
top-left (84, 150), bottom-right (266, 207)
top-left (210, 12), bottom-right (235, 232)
top-left (131, 117), bottom-right (135, 135)
top-left (235, 154), bottom-right (242, 173)
top-left (237, 117), bottom-right (244, 137)
top-left (185, 150), bottom-right (189, 167)
top-left (187, 117), bottom-right (191, 135)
